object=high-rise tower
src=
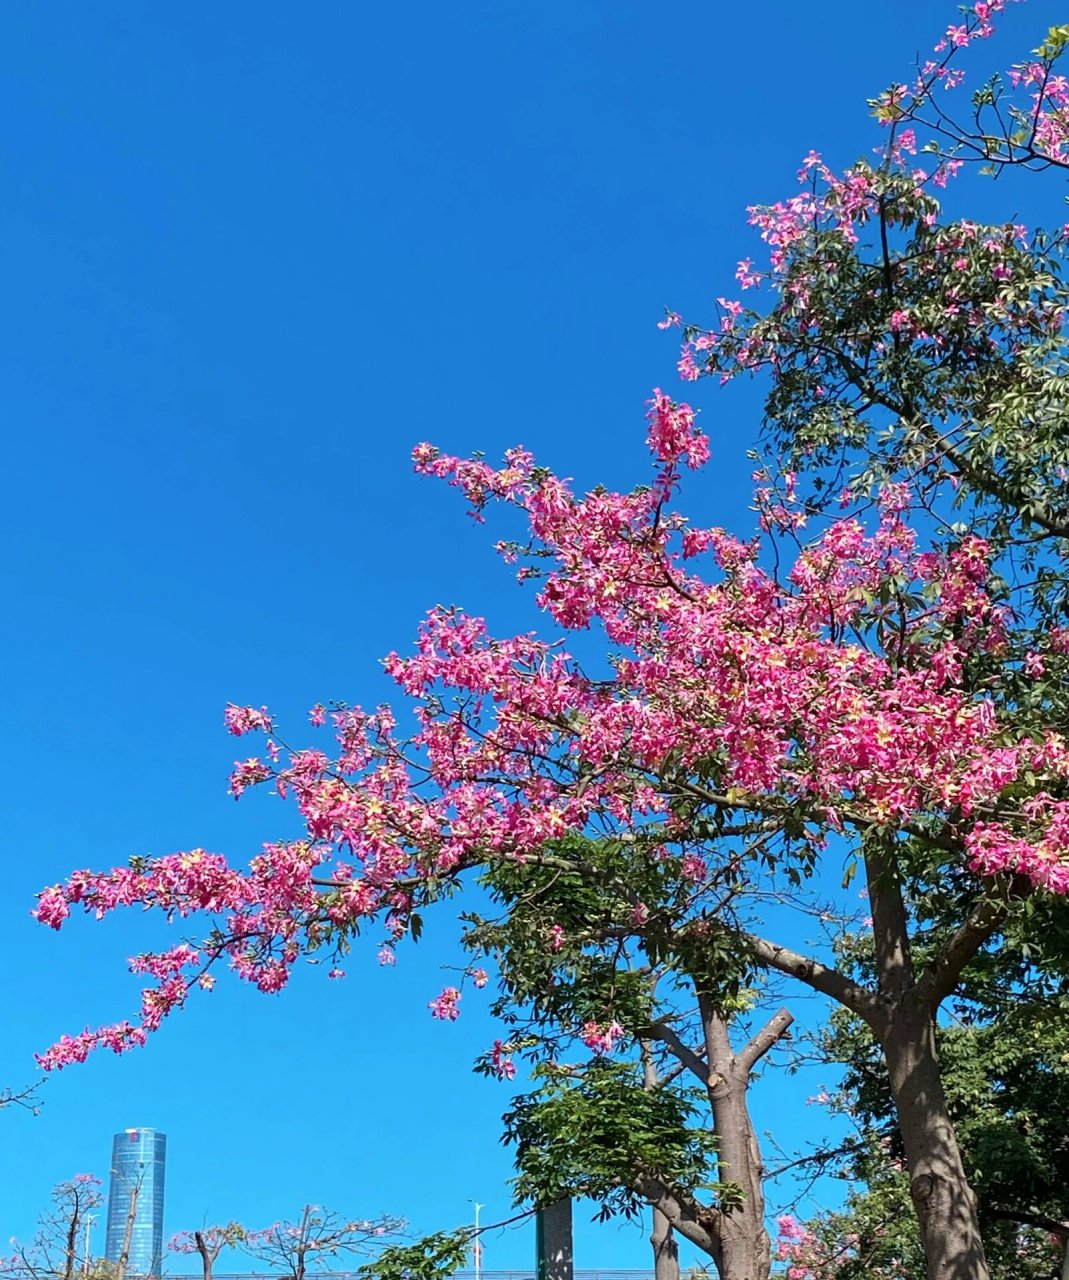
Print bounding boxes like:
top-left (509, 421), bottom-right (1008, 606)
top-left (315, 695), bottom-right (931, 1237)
top-left (104, 1128), bottom-right (167, 1277)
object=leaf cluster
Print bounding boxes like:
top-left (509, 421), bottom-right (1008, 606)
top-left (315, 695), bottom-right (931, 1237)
top-left (502, 1058), bottom-right (716, 1221)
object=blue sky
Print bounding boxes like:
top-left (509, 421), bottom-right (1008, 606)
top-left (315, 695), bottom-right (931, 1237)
top-left (3, 0), bottom-right (1065, 1271)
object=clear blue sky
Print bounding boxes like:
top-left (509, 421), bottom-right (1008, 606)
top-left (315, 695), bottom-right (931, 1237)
top-left (2, 0), bottom-right (1063, 1270)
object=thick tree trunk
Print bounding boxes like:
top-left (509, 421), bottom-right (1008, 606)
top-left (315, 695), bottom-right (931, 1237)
top-left (865, 843), bottom-right (990, 1280)
top-left (700, 1000), bottom-right (774, 1280)
top-left (650, 1208), bottom-right (679, 1280)
top-left (639, 1004), bottom-right (789, 1280)
top-left (882, 1007), bottom-right (988, 1280)
top-left (193, 1232), bottom-right (214, 1280)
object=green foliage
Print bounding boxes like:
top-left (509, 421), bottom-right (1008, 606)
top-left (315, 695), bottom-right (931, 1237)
top-left (358, 1232), bottom-right (472, 1280)
top-left (502, 1058), bottom-right (716, 1219)
top-left (818, 921), bottom-right (1069, 1272)
top-left (795, 1166), bottom-right (1060, 1280)
top-left (464, 831), bottom-right (759, 1059)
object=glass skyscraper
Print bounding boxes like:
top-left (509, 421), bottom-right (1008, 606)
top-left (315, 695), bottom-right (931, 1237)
top-left (104, 1128), bottom-right (167, 1277)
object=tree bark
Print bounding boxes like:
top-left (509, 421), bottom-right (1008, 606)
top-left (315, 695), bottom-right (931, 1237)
top-left (193, 1232), bottom-right (215, 1280)
top-left (699, 998), bottom-right (781, 1280)
top-left (865, 843), bottom-right (990, 1280)
top-left (115, 1183), bottom-right (140, 1280)
top-left (650, 1208), bottom-right (679, 1280)
top-left (293, 1205), bottom-right (313, 1280)
top-left (641, 1048), bottom-right (681, 1280)
top-left (63, 1207), bottom-right (79, 1280)
top-left (630, 1169), bottom-right (723, 1264)
top-left (881, 1006), bottom-right (988, 1280)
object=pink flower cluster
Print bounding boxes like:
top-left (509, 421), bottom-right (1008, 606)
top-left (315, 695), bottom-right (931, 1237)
top-left (224, 704), bottom-right (273, 736)
top-left (645, 390), bottom-right (709, 472)
top-left (490, 1039), bottom-right (517, 1080)
top-left (429, 987), bottom-right (461, 1021)
top-left (581, 1020), bottom-right (625, 1054)
top-left (1009, 60), bottom-right (1069, 164)
top-left (31, 384), bottom-right (1069, 1068)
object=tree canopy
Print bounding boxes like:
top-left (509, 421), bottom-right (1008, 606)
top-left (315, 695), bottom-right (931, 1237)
top-left (29, 4), bottom-right (1069, 1278)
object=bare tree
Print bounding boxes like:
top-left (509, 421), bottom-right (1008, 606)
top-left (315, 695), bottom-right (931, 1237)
top-left (244, 1207), bottom-right (405, 1280)
top-left (2, 1176), bottom-right (104, 1280)
top-left (112, 1165), bottom-right (148, 1280)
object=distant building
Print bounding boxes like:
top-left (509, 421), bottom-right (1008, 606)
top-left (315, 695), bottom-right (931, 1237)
top-left (104, 1128), bottom-right (167, 1277)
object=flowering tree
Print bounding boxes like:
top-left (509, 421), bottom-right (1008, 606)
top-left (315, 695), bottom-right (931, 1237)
top-left (773, 1183), bottom-right (1062, 1280)
top-left (241, 1207), bottom-right (404, 1280)
top-left (878, 16), bottom-right (1069, 176)
top-left (1, 1176), bottom-right (104, 1280)
top-left (168, 1225), bottom-right (247, 1280)
top-left (30, 5), bottom-right (1069, 1280)
top-left (801, 918), bottom-right (1069, 1279)
top-left (463, 834), bottom-right (795, 1280)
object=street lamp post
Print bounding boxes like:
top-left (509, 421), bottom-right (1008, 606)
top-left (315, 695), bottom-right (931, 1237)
top-left (469, 1202), bottom-right (484, 1280)
top-left (83, 1213), bottom-right (96, 1277)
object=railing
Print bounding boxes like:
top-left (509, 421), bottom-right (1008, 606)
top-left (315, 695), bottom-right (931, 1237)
top-left (165, 1273), bottom-right (661, 1280)
top-left (161, 1271), bottom-right (792, 1280)
top-left (161, 1272), bottom-right (800, 1280)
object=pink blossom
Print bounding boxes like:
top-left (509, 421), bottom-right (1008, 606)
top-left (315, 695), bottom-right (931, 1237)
top-left (32, 371), bottom-right (1069, 1071)
top-left (490, 1039), bottom-right (517, 1080)
top-left (645, 389), bottom-right (709, 471)
top-left (735, 258), bottom-right (760, 289)
top-left (681, 853), bottom-right (707, 882)
top-left (581, 1020), bottom-right (625, 1054)
top-left (429, 987), bottom-right (461, 1021)
top-left (224, 704), bottom-right (273, 737)
top-left (1024, 651), bottom-right (1046, 678)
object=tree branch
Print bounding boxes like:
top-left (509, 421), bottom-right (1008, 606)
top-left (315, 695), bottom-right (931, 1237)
top-left (864, 842), bottom-right (915, 1006)
top-left (730, 927), bottom-right (883, 1029)
top-left (919, 877), bottom-right (1023, 1010)
top-left (0, 1081), bottom-right (42, 1114)
top-left (629, 1171), bottom-right (722, 1266)
top-left (986, 1206), bottom-right (1069, 1241)
top-left (735, 1008), bottom-right (794, 1075)
top-left (644, 1022), bottom-right (709, 1084)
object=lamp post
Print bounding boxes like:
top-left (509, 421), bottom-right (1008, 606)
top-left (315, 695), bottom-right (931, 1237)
top-left (83, 1213), bottom-right (96, 1277)
top-left (469, 1202), bottom-right (484, 1280)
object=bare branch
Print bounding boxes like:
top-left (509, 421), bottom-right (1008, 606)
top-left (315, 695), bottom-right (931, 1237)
top-left (735, 1008), bottom-right (794, 1075)
top-left (987, 1206), bottom-right (1069, 1241)
top-left (644, 1021), bottom-right (709, 1084)
top-left (919, 877), bottom-right (1024, 1010)
top-left (0, 1081), bottom-right (42, 1115)
top-left (731, 927), bottom-right (883, 1028)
